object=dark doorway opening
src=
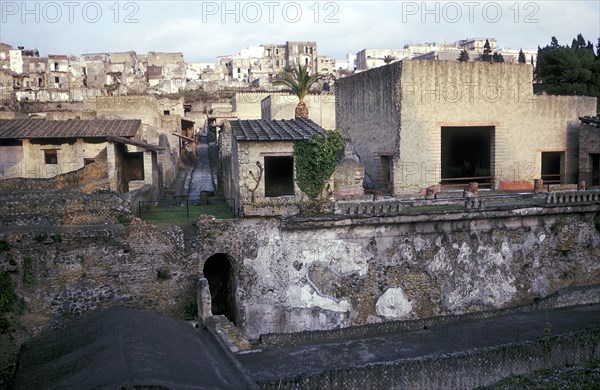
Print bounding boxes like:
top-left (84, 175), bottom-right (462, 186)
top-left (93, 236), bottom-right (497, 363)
top-left (541, 152), bottom-right (564, 184)
top-left (123, 152), bottom-right (144, 183)
top-left (441, 126), bottom-right (493, 186)
top-left (264, 156), bottom-right (294, 197)
top-left (379, 155), bottom-right (392, 192)
top-left (591, 154), bottom-right (600, 187)
top-left (203, 254), bottom-right (236, 324)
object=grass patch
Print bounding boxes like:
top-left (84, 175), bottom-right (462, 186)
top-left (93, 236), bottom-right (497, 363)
top-left (141, 199), bottom-right (233, 224)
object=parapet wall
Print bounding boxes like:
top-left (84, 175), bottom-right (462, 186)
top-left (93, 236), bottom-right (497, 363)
top-left (259, 327), bottom-right (600, 389)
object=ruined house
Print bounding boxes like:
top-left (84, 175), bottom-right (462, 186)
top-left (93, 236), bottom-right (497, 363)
top-left (0, 118), bottom-right (160, 192)
top-left (84, 95), bottom-right (191, 189)
top-left (220, 118), bottom-right (327, 215)
top-left (579, 115), bottom-right (600, 187)
top-left (336, 60), bottom-right (597, 194)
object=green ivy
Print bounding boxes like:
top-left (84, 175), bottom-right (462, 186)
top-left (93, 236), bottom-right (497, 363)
top-left (294, 130), bottom-right (344, 200)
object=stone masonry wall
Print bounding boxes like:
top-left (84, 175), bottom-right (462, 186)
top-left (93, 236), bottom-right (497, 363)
top-left (336, 63), bottom-right (402, 190)
top-left (2, 205), bottom-right (599, 344)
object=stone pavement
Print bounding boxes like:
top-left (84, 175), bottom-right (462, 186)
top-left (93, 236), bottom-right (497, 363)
top-left (238, 303), bottom-right (600, 384)
top-left (188, 137), bottom-right (216, 204)
top-left (14, 307), bottom-right (255, 389)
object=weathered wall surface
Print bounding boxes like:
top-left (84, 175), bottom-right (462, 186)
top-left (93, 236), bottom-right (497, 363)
top-left (0, 148), bottom-right (108, 192)
top-left (0, 221), bottom-right (197, 351)
top-left (336, 64), bottom-right (402, 191)
top-left (336, 61), bottom-right (598, 194)
top-left (1, 138), bottom-right (107, 180)
top-left (2, 205), bottom-right (599, 344)
top-left (228, 208), bottom-right (600, 338)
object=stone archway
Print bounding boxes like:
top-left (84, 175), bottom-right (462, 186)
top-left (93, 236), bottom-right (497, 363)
top-left (203, 254), bottom-right (236, 325)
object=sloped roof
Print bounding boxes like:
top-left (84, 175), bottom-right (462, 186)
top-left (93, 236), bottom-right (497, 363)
top-left (0, 119), bottom-right (141, 139)
top-left (232, 118), bottom-right (326, 141)
top-left (580, 116), bottom-right (600, 127)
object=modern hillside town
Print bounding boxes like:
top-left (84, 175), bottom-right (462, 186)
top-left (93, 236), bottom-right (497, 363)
top-left (1, 1), bottom-right (600, 388)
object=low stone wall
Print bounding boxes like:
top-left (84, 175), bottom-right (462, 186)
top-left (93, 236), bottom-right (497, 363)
top-left (0, 190), bottom-right (129, 225)
top-left (259, 327), bottom-right (600, 389)
top-left (258, 284), bottom-right (600, 349)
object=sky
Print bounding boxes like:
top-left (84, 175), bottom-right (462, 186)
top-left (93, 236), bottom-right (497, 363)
top-left (1, 0), bottom-right (599, 63)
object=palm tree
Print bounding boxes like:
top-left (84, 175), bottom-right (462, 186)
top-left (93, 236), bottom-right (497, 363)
top-left (383, 55), bottom-right (397, 64)
top-left (273, 64), bottom-right (323, 119)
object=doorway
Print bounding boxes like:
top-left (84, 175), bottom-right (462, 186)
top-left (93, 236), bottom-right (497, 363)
top-left (441, 126), bottom-right (494, 187)
top-left (541, 152), bottom-right (564, 184)
top-left (203, 254), bottom-right (236, 324)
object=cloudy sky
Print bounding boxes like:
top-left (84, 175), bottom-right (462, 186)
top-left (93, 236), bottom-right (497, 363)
top-left (1, 1), bottom-right (599, 62)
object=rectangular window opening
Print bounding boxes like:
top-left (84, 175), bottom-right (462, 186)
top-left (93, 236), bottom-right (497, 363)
top-left (264, 156), bottom-right (294, 197)
top-left (44, 149), bottom-right (58, 164)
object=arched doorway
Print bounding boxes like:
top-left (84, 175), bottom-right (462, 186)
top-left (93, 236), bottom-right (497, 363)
top-left (203, 254), bottom-right (236, 325)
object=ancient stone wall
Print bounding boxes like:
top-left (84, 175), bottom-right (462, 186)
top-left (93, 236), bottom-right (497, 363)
top-left (335, 63), bottom-right (402, 191)
top-left (2, 205), bottom-right (599, 344)
top-left (197, 206), bottom-right (600, 339)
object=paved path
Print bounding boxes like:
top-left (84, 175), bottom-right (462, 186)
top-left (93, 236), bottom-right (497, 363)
top-left (188, 138), bottom-right (216, 203)
top-left (238, 304), bottom-right (600, 383)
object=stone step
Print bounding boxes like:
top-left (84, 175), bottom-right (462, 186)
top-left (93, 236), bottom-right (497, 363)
top-left (211, 315), bottom-right (252, 353)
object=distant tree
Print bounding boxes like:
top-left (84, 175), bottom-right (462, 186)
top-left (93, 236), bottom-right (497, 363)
top-left (458, 49), bottom-right (469, 62)
top-left (480, 39), bottom-right (493, 62)
top-left (492, 52), bottom-right (505, 63)
top-left (518, 49), bottom-right (527, 63)
top-left (382, 55), bottom-right (397, 64)
top-left (535, 34), bottom-right (600, 110)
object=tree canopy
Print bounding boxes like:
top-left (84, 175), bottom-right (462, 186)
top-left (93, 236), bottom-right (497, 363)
top-left (480, 39), bottom-right (493, 62)
top-left (458, 49), bottom-right (469, 62)
top-left (534, 34), bottom-right (600, 108)
top-left (273, 64), bottom-right (323, 103)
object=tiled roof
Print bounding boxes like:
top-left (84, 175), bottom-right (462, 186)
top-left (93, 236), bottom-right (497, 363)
top-left (232, 118), bottom-right (326, 141)
top-left (580, 116), bottom-right (600, 127)
top-left (0, 119), bottom-right (141, 139)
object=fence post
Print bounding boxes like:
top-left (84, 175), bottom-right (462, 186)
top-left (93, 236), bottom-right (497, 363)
top-left (138, 201), bottom-right (142, 218)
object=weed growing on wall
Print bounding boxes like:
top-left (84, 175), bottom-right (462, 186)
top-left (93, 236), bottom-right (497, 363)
top-left (294, 129), bottom-right (344, 200)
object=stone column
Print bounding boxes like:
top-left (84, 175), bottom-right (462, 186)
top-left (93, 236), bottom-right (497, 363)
top-left (197, 277), bottom-right (213, 322)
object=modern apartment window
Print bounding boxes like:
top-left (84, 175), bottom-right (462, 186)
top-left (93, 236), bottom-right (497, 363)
top-left (44, 150), bottom-right (58, 164)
